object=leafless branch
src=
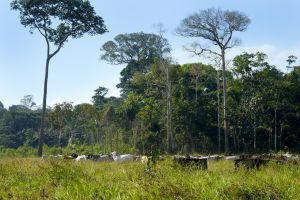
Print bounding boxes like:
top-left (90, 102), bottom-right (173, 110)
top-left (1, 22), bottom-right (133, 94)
top-left (184, 43), bottom-right (221, 59)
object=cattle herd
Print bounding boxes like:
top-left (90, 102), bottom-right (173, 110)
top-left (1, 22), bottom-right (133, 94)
top-left (42, 151), bottom-right (148, 163)
top-left (173, 152), bottom-right (300, 169)
top-left (43, 151), bottom-right (300, 169)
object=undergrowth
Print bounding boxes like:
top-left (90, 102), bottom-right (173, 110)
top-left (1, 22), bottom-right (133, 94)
top-left (0, 157), bottom-right (299, 199)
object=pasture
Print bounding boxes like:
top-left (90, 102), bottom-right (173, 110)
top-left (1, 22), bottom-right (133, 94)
top-left (0, 156), bottom-right (299, 199)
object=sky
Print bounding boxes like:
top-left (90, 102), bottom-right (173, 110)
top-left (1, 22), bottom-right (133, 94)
top-left (1, 0), bottom-right (300, 108)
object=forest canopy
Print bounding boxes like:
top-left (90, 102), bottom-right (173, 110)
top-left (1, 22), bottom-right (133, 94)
top-left (1, 52), bottom-right (299, 154)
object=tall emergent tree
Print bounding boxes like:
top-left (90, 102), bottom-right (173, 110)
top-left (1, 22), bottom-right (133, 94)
top-left (11, 0), bottom-right (107, 156)
top-left (100, 32), bottom-right (171, 95)
top-left (176, 8), bottom-right (250, 152)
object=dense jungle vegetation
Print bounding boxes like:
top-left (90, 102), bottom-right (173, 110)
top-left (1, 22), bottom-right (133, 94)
top-left (1, 52), bottom-right (299, 155)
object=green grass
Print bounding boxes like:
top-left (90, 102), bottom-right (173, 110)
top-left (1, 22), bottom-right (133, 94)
top-left (0, 157), bottom-right (299, 199)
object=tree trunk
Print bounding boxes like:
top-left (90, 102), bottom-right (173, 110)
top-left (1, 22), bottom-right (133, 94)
top-left (141, 123), bottom-right (145, 154)
top-left (253, 126), bottom-right (256, 152)
top-left (169, 93), bottom-right (173, 151)
top-left (274, 109), bottom-right (277, 151)
top-left (238, 128), bottom-right (241, 153)
top-left (116, 130), bottom-right (119, 153)
top-left (217, 69), bottom-right (221, 153)
top-left (110, 129), bottom-right (113, 152)
top-left (279, 123), bottom-right (282, 150)
top-left (221, 49), bottom-right (228, 152)
top-left (38, 56), bottom-right (50, 157)
top-left (233, 129), bottom-right (237, 153)
top-left (165, 63), bottom-right (174, 153)
top-left (59, 130), bottom-right (62, 147)
top-left (195, 75), bottom-right (199, 101)
top-left (268, 128), bottom-right (272, 151)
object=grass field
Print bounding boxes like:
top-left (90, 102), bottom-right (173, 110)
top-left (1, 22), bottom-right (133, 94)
top-left (0, 157), bottom-right (299, 199)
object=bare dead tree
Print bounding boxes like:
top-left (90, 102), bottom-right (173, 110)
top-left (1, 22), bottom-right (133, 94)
top-left (212, 58), bottom-right (222, 153)
top-left (154, 24), bottom-right (174, 153)
top-left (189, 63), bottom-right (202, 102)
top-left (177, 8), bottom-right (250, 152)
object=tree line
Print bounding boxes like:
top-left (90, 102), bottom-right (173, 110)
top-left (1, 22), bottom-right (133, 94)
top-left (1, 51), bottom-right (299, 154)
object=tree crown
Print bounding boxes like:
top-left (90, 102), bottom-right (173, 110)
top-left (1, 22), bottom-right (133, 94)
top-left (100, 32), bottom-right (171, 65)
top-left (11, 0), bottom-right (107, 46)
top-left (177, 8), bottom-right (250, 50)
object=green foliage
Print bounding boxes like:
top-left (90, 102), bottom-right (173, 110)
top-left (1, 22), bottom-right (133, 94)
top-left (0, 105), bottom-right (40, 148)
top-left (101, 32), bottom-right (171, 95)
top-left (228, 52), bottom-right (297, 152)
top-left (101, 32), bottom-right (170, 65)
top-left (20, 95), bottom-right (36, 109)
top-left (23, 128), bottom-right (39, 147)
top-left (1, 51), bottom-right (300, 154)
top-left (11, 0), bottom-right (108, 156)
top-left (11, 0), bottom-right (107, 45)
top-left (117, 60), bottom-right (151, 94)
top-left (92, 86), bottom-right (109, 110)
top-left (286, 55), bottom-right (297, 66)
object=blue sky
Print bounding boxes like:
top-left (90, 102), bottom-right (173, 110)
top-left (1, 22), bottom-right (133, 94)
top-left (1, 0), bottom-right (300, 108)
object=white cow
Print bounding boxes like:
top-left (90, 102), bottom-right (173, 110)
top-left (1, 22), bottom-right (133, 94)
top-left (75, 155), bottom-right (87, 162)
top-left (110, 151), bottom-right (134, 163)
top-left (135, 155), bottom-right (149, 164)
top-left (140, 156), bottom-right (148, 164)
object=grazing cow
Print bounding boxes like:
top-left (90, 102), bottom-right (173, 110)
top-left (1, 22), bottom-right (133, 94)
top-left (87, 154), bottom-right (101, 161)
top-left (75, 155), bottom-right (87, 162)
top-left (225, 155), bottom-right (240, 160)
top-left (64, 153), bottom-right (78, 160)
top-left (86, 154), bottom-right (113, 162)
top-left (135, 155), bottom-right (149, 164)
top-left (70, 153), bottom-right (78, 159)
top-left (174, 155), bottom-right (208, 169)
top-left (234, 155), bottom-right (269, 169)
top-left (140, 156), bottom-right (148, 164)
top-left (282, 152), bottom-right (292, 159)
top-left (110, 151), bottom-right (134, 163)
top-left (96, 154), bottom-right (113, 162)
top-left (208, 155), bottom-right (224, 160)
